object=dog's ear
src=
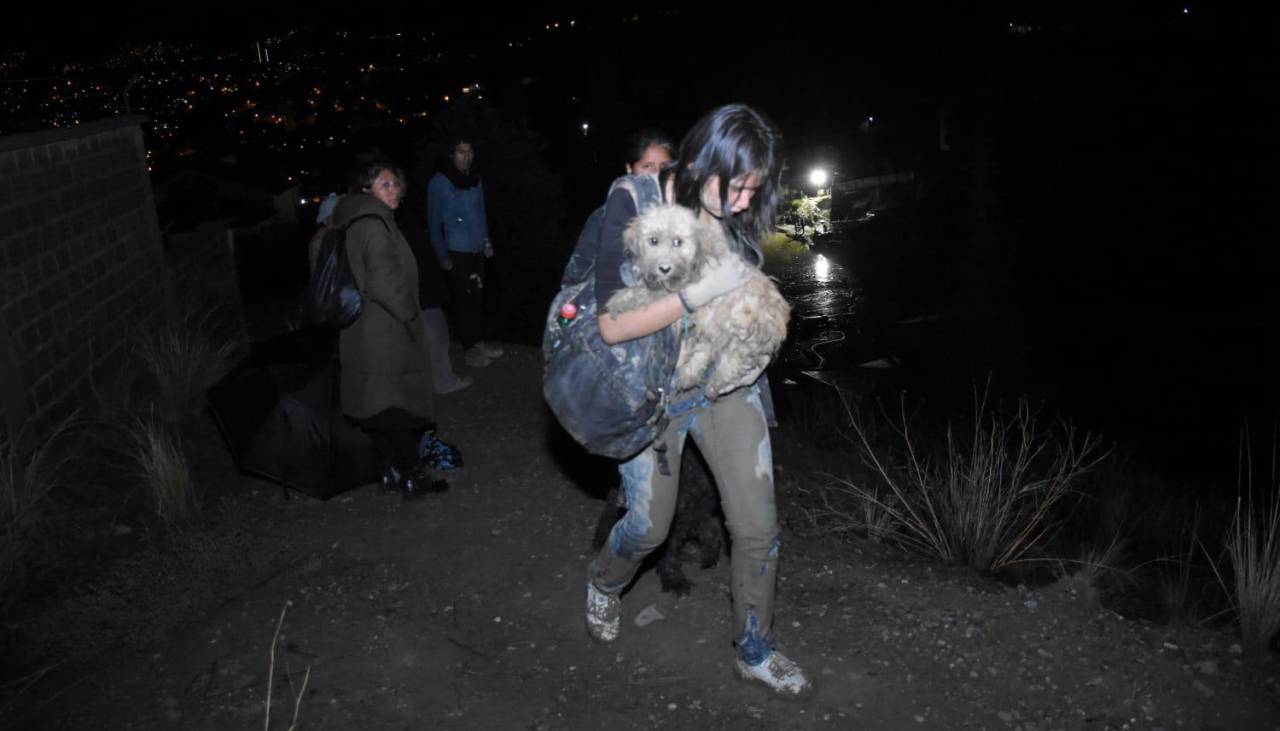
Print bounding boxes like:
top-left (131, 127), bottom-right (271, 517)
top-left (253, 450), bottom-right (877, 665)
top-left (688, 224), bottom-right (712, 280)
top-left (622, 215), bottom-right (645, 259)
top-left (697, 219), bottom-right (732, 259)
top-left (690, 218), bottom-right (732, 279)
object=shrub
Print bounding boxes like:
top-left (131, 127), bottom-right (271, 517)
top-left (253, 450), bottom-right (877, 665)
top-left (134, 308), bottom-right (243, 423)
top-left (800, 476), bottom-right (899, 544)
top-left (1059, 533), bottom-right (1134, 605)
top-left (123, 416), bottom-right (197, 527)
top-left (0, 419), bottom-right (75, 611)
top-left (1226, 482), bottom-right (1280, 653)
top-left (838, 388), bottom-right (1105, 574)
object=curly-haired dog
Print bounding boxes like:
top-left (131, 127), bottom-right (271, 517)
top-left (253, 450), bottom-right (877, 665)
top-left (591, 444), bottom-right (723, 595)
top-left (605, 204), bottom-right (790, 396)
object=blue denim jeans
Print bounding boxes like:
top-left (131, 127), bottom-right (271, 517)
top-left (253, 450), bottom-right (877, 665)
top-left (587, 385), bottom-right (781, 664)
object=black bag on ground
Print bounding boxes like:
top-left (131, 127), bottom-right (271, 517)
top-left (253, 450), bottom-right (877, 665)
top-left (543, 175), bottom-right (679, 460)
top-left (306, 213), bottom-right (385, 329)
top-left (207, 332), bottom-right (379, 500)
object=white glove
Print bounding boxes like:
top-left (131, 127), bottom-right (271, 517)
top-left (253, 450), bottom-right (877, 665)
top-left (681, 255), bottom-right (750, 310)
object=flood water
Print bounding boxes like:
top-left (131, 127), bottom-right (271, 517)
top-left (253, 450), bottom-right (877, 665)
top-left (768, 220), bottom-right (1280, 485)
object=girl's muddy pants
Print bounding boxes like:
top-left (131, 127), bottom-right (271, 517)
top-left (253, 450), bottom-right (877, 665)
top-left (587, 385), bottom-right (781, 663)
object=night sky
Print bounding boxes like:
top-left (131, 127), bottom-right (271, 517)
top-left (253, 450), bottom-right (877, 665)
top-left (4, 2), bottom-right (1275, 476)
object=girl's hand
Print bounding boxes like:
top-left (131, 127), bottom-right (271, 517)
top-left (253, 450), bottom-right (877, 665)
top-left (682, 256), bottom-right (750, 309)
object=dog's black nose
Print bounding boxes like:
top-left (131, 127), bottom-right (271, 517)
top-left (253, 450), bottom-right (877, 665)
top-left (658, 265), bottom-right (671, 274)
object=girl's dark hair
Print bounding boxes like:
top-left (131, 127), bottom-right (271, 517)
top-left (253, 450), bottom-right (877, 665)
top-left (666, 104), bottom-right (783, 254)
top-left (349, 154), bottom-right (405, 193)
top-left (624, 128), bottom-right (675, 168)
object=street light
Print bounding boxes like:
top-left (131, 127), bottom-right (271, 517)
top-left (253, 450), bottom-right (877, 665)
top-left (808, 167), bottom-right (829, 188)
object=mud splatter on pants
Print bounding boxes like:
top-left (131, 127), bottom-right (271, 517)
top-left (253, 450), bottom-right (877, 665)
top-left (587, 385), bottom-right (781, 664)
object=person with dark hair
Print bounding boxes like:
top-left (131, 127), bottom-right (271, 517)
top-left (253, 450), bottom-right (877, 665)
top-left (584, 104), bottom-right (810, 696)
top-left (623, 128), bottom-right (675, 177)
top-left (396, 197), bottom-right (472, 395)
top-left (427, 137), bottom-right (504, 369)
top-left (332, 157), bottom-right (446, 497)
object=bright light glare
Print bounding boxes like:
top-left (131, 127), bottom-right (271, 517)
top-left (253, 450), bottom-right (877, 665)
top-left (808, 168), bottom-right (829, 187)
top-left (814, 254), bottom-right (830, 283)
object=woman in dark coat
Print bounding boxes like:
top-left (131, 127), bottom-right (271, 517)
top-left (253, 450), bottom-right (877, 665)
top-left (332, 157), bottom-right (444, 496)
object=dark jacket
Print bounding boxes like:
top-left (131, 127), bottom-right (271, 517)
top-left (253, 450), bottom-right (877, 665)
top-left (333, 193), bottom-right (434, 421)
top-left (427, 171), bottom-right (490, 261)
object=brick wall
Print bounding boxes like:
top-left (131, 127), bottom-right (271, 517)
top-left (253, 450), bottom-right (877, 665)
top-left (165, 220), bottom-right (244, 325)
top-left (0, 116), bottom-right (170, 448)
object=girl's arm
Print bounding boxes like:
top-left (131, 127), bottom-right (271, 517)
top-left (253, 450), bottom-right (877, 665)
top-left (598, 294), bottom-right (685, 345)
top-left (593, 185), bottom-right (750, 345)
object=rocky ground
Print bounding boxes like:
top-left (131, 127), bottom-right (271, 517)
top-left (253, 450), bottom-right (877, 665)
top-left (5, 346), bottom-right (1278, 730)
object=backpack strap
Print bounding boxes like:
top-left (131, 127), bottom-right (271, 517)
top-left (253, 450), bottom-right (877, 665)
top-left (610, 174), bottom-right (666, 289)
top-left (607, 173), bottom-right (663, 216)
top-left (560, 174), bottom-right (663, 288)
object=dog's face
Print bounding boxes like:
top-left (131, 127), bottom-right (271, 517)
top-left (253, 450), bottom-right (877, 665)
top-left (623, 205), bottom-right (703, 292)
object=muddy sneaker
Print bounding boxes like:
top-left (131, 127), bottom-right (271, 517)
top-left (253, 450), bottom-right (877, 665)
top-left (478, 341), bottom-right (505, 358)
top-left (585, 583), bottom-right (621, 644)
top-left (464, 348), bottom-right (492, 368)
top-left (734, 651), bottom-right (813, 697)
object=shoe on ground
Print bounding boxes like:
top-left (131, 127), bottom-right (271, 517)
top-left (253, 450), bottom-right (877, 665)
top-left (378, 465), bottom-right (402, 494)
top-left (436, 375), bottom-right (473, 394)
top-left (464, 348), bottom-right (492, 368)
top-left (401, 469), bottom-right (449, 499)
top-left (379, 465), bottom-right (448, 500)
top-left (585, 583), bottom-right (621, 644)
top-left (478, 341), bottom-right (505, 358)
top-left (735, 651), bottom-right (813, 697)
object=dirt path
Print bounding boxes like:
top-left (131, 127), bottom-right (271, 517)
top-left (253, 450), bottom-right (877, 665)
top-left (14, 346), bottom-right (1280, 729)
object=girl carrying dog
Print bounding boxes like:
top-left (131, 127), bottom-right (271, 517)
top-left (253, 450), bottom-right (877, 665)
top-left (585, 104), bottom-right (810, 696)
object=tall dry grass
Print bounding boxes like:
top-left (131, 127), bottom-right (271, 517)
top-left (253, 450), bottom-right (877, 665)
top-left (1059, 533), bottom-right (1134, 605)
top-left (123, 415), bottom-right (197, 527)
top-left (1226, 460), bottom-right (1280, 652)
top-left (0, 420), bottom-right (75, 610)
top-left (134, 308), bottom-right (243, 423)
top-left (831, 387), bottom-right (1105, 574)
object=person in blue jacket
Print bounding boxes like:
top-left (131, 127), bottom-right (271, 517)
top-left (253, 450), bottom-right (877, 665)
top-left (427, 137), bottom-right (505, 368)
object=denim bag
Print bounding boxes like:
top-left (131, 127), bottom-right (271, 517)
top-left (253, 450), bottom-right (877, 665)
top-left (543, 175), bottom-right (678, 459)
